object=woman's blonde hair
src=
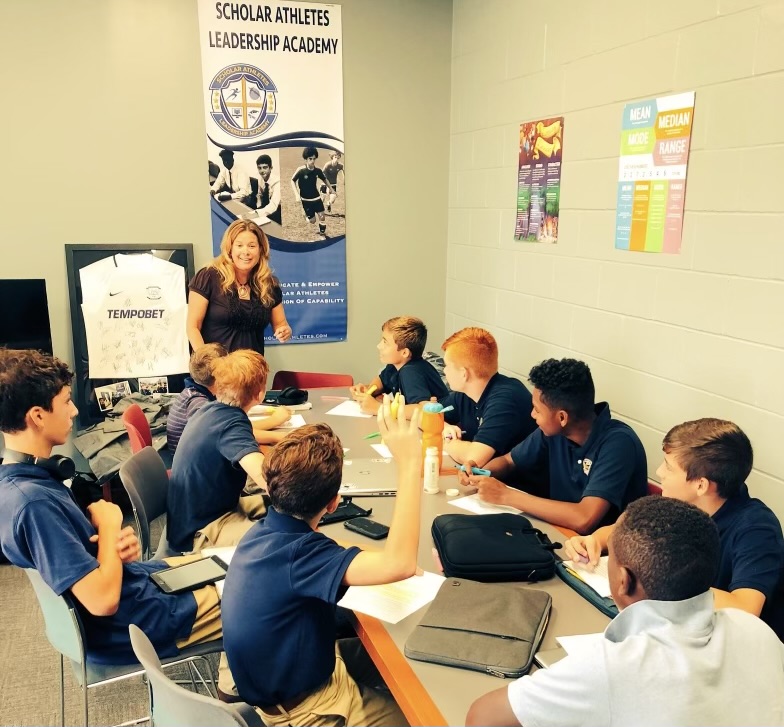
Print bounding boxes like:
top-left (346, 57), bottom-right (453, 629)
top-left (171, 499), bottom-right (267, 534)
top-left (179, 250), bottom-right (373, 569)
top-left (212, 219), bottom-right (276, 307)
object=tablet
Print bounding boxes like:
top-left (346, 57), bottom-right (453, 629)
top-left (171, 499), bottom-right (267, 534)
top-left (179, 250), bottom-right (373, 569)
top-left (150, 556), bottom-right (229, 594)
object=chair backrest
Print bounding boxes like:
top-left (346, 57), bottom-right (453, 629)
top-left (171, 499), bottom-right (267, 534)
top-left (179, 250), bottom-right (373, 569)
top-left (647, 480), bottom-right (663, 496)
top-left (129, 625), bottom-right (263, 727)
top-left (25, 568), bottom-right (85, 666)
top-left (271, 370), bottom-right (354, 389)
top-left (122, 403), bottom-right (153, 453)
top-left (120, 446), bottom-right (170, 561)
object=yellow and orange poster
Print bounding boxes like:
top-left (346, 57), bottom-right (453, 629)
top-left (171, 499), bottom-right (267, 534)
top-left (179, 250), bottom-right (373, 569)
top-left (615, 92), bottom-right (695, 253)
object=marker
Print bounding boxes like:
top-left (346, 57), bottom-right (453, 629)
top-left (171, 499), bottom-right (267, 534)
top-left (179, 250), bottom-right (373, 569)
top-left (366, 384), bottom-right (378, 397)
top-left (457, 465), bottom-right (491, 476)
top-left (363, 432), bottom-right (381, 440)
top-left (563, 565), bottom-right (585, 582)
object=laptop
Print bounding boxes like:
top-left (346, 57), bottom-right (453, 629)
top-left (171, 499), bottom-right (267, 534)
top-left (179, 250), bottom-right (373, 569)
top-left (339, 457), bottom-right (398, 497)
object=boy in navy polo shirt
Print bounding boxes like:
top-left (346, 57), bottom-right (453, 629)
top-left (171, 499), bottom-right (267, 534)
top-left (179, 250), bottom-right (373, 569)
top-left (461, 358), bottom-right (647, 534)
top-left (565, 418), bottom-right (784, 638)
top-left (0, 349), bottom-right (226, 677)
top-left (222, 399), bottom-right (421, 726)
top-left (351, 315), bottom-right (448, 415)
top-left (167, 349), bottom-right (270, 552)
top-left (439, 327), bottom-right (536, 467)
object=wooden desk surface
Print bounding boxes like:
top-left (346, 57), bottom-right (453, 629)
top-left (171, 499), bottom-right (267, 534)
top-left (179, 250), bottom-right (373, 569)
top-left (298, 389), bottom-right (610, 726)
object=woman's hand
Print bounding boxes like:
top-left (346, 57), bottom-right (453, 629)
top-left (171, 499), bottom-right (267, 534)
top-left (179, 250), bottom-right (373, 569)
top-left (274, 323), bottom-right (292, 342)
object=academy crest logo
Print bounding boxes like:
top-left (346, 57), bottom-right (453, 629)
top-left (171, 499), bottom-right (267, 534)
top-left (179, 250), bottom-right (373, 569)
top-left (208, 64), bottom-right (278, 139)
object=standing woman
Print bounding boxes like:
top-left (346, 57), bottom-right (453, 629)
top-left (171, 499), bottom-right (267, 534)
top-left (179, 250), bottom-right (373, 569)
top-left (187, 219), bottom-right (292, 354)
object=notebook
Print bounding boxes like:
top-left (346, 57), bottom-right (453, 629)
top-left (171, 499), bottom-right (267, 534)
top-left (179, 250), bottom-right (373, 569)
top-left (339, 457), bottom-right (398, 496)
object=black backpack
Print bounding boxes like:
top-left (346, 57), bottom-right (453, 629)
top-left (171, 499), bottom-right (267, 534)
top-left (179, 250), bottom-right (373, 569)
top-left (432, 513), bottom-right (560, 582)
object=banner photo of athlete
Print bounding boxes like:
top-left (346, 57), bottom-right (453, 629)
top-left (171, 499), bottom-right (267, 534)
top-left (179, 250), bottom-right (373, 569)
top-left (197, 1), bottom-right (347, 345)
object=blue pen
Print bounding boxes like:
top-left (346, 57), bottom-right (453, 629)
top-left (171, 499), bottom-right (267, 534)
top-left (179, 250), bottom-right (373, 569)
top-left (457, 465), bottom-right (491, 476)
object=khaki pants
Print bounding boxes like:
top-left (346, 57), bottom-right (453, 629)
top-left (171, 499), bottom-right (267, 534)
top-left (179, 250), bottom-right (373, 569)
top-left (256, 640), bottom-right (407, 727)
top-left (191, 494), bottom-right (266, 551)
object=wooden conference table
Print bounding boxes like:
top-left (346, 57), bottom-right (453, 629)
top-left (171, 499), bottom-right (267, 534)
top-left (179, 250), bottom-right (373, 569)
top-left (285, 389), bottom-right (610, 727)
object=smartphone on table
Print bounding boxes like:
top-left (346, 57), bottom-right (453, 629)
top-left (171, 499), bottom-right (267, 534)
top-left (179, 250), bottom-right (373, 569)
top-left (343, 517), bottom-right (390, 540)
top-left (150, 555), bottom-right (229, 594)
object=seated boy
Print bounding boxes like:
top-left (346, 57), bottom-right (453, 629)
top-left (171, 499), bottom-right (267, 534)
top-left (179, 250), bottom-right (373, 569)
top-left (0, 349), bottom-right (225, 678)
top-left (564, 418), bottom-right (784, 637)
top-left (439, 327), bottom-right (536, 467)
top-left (460, 358), bottom-right (648, 534)
top-left (167, 349), bottom-right (270, 552)
top-left (351, 315), bottom-right (448, 415)
top-left (222, 399), bottom-right (421, 726)
top-left (467, 496), bottom-right (784, 727)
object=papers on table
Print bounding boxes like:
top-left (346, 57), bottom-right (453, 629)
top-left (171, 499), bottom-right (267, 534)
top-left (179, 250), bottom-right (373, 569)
top-left (248, 402), bottom-right (312, 414)
top-left (565, 556), bottom-right (612, 597)
top-left (555, 632), bottom-right (604, 656)
top-left (326, 400), bottom-right (372, 418)
top-left (248, 413), bottom-right (307, 430)
top-left (448, 493), bottom-right (524, 516)
top-left (370, 443), bottom-right (393, 458)
top-left (338, 571), bottom-right (446, 624)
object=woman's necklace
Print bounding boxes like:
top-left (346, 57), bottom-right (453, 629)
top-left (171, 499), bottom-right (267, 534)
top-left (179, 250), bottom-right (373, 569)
top-left (237, 281), bottom-right (250, 299)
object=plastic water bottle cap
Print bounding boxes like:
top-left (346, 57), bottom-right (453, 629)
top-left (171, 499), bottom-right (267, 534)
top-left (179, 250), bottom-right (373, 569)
top-left (422, 402), bottom-right (444, 413)
top-left (425, 446), bottom-right (439, 456)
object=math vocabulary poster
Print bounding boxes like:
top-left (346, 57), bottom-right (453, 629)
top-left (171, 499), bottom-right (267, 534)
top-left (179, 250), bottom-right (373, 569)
top-left (615, 91), bottom-right (695, 254)
top-left (198, 1), bottom-right (347, 344)
top-left (515, 117), bottom-right (564, 243)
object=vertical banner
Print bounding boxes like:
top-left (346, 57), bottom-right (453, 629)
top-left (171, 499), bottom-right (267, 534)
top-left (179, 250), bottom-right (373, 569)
top-left (515, 117), bottom-right (564, 243)
top-left (615, 91), bottom-right (695, 253)
top-left (197, 1), bottom-right (347, 344)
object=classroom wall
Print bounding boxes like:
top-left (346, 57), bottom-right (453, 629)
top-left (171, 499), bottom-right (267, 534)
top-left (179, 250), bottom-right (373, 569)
top-left (447, 0), bottom-right (784, 519)
top-left (0, 0), bottom-right (451, 383)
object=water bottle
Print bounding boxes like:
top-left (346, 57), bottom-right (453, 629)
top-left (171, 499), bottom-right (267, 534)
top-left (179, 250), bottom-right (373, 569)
top-left (421, 402), bottom-right (444, 471)
top-left (423, 446), bottom-right (440, 494)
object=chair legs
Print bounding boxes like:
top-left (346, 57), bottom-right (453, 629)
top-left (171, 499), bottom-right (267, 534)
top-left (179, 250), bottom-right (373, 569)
top-left (59, 654), bottom-right (65, 727)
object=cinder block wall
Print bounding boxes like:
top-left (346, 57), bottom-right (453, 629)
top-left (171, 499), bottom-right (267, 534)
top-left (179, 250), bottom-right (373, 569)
top-left (447, 0), bottom-right (784, 518)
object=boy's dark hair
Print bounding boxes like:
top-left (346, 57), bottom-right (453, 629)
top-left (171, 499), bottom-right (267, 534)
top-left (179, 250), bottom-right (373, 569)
top-left (662, 419), bottom-right (752, 499)
top-left (263, 423), bottom-right (344, 520)
top-left (189, 343), bottom-right (227, 387)
top-left (302, 146), bottom-right (318, 160)
top-left (383, 316), bottom-right (427, 359)
top-left (528, 358), bottom-right (594, 420)
top-left (611, 496), bottom-right (719, 601)
top-left (256, 153), bottom-right (272, 167)
top-left (0, 348), bottom-right (73, 433)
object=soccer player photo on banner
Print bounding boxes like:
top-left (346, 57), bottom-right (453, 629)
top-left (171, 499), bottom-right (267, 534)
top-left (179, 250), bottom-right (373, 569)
top-left (197, 1), bottom-right (346, 344)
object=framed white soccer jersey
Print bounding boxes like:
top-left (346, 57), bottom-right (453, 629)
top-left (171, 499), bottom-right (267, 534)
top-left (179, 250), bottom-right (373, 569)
top-left (80, 253), bottom-right (189, 378)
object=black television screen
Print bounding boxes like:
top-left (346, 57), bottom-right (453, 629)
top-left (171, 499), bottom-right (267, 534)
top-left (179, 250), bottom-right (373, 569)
top-left (0, 279), bottom-right (53, 354)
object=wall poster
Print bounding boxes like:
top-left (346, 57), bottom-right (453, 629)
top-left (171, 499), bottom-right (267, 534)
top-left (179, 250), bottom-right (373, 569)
top-left (515, 117), bottom-right (564, 243)
top-left (615, 91), bottom-right (695, 253)
top-left (197, 1), bottom-right (347, 344)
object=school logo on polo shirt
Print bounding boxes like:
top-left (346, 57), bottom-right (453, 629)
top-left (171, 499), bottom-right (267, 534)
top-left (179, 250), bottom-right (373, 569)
top-left (208, 64), bottom-right (278, 139)
top-left (583, 458), bottom-right (593, 475)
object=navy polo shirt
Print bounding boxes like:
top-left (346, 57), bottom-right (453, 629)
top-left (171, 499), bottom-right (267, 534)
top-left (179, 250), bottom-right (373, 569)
top-left (0, 463), bottom-right (196, 664)
top-left (167, 401), bottom-right (260, 552)
top-left (441, 373), bottom-right (536, 455)
top-left (222, 508), bottom-right (360, 706)
top-left (378, 358), bottom-right (448, 404)
top-left (712, 485), bottom-right (784, 637)
top-left (510, 403), bottom-right (648, 523)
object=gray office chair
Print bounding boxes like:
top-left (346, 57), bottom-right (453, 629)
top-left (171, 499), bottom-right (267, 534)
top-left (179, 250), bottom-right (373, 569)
top-left (25, 569), bottom-right (221, 727)
top-left (120, 445), bottom-right (178, 560)
top-left (129, 625), bottom-right (265, 727)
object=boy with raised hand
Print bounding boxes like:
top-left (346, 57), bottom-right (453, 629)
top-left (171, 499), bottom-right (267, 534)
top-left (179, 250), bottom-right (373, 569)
top-left (460, 358), bottom-right (647, 534)
top-left (467, 496), bottom-right (784, 727)
top-left (0, 349), bottom-right (225, 675)
top-left (351, 315), bottom-right (447, 415)
top-left (564, 418), bottom-right (784, 637)
top-left (222, 396), bottom-right (420, 726)
top-left (439, 327), bottom-right (536, 467)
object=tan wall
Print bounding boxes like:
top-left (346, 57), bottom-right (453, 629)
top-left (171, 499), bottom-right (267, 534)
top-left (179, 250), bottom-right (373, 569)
top-left (448, 0), bottom-right (784, 518)
top-left (0, 0), bottom-right (451, 383)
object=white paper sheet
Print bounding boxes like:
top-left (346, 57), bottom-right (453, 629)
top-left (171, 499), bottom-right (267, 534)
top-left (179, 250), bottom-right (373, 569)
top-left (248, 413), bottom-right (307, 430)
top-left (326, 400), bottom-right (372, 418)
top-left (448, 493), bottom-right (524, 516)
top-left (338, 571), bottom-right (446, 624)
top-left (565, 556), bottom-right (612, 597)
top-left (370, 443), bottom-right (393, 458)
top-left (556, 632), bottom-right (604, 655)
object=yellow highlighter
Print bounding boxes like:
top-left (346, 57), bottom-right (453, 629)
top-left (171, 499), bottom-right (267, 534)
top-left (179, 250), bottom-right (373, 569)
top-left (365, 384), bottom-right (378, 397)
top-left (390, 392), bottom-right (400, 419)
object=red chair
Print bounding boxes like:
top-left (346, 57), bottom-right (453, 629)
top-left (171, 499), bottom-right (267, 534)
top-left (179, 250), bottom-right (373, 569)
top-left (647, 480), bottom-right (663, 496)
top-left (122, 403), bottom-right (152, 454)
top-left (271, 371), bottom-right (354, 389)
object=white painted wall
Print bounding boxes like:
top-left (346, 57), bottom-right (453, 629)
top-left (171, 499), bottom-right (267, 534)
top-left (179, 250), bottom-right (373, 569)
top-left (447, 0), bottom-right (784, 519)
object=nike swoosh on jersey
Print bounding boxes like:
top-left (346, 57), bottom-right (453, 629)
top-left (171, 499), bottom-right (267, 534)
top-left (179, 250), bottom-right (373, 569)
top-left (109, 291), bottom-right (123, 296)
